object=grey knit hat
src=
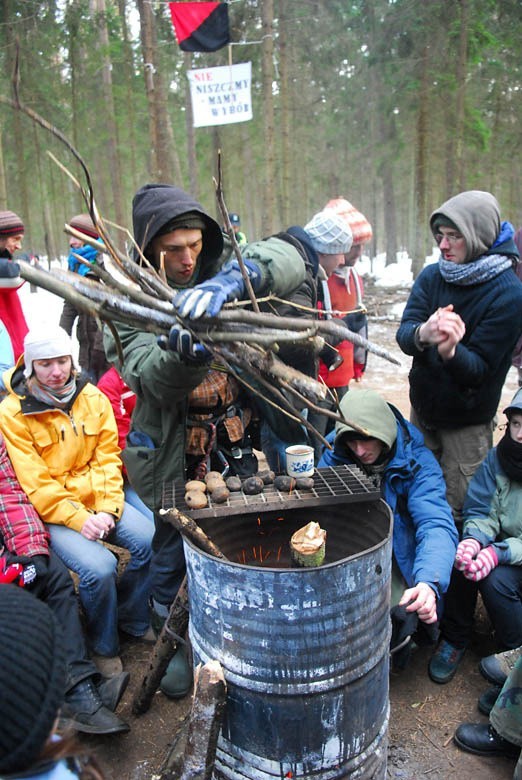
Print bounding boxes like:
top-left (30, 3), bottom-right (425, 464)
top-left (0, 586), bottom-right (66, 774)
top-left (304, 211), bottom-right (353, 255)
top-left (429, 190), bottom-right (500, 263)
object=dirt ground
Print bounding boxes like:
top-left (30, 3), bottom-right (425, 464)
top-left (78, 281), bottom-right (520, 779)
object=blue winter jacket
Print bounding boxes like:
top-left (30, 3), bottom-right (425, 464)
top-left (318, 406), bottom-right (458, 597)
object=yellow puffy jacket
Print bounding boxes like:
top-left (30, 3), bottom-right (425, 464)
top-left (0, 363), bottom-right (124, 533)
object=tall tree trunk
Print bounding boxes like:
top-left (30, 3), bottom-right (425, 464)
top-left (117, 0), bottom-right (139, 189)
top-left (278, 0), bottom-right (291, 228)
top-left (455, 0), bottom-right (468, 192)
top-left (92, 0), bottom-right (125, 234)
top-left (0, 128), bottom-right (7, 207)
top-left (184, 53), bottom-right (198, 198)
top-left (261, 0), bottom-right (275, 235)
top-left (136, 0), bottom-right (182, 183)
top-left (412, 43), bottom-right (430, 278)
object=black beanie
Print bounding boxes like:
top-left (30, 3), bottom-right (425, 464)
top-left (0, 586), bottom-right (67, 774)
top-left (431, 215), bottom-right (459, 231)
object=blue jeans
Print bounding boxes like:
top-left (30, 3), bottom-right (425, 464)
top-left (47, 502), bottom-right (154, 656)
top-left (124, 481), bottom-right (154, 524)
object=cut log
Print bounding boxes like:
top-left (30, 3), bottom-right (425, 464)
top-left (178, 661), bottom-right (227, 780)
top-left (290, 521), bottom-right (327, 567)
top-left (132, 577), bottom-right (189, 715)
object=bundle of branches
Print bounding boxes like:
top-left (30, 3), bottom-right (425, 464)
top-left (18, 250), bottom-right (399, 445)
top-left (3, 59), bottom-right (400, 447)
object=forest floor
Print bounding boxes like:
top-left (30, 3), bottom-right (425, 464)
top-left (77, 280), bottom-right (520, 780)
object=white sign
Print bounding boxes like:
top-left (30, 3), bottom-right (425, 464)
top-left (187, 62), bottom-right (252, 128)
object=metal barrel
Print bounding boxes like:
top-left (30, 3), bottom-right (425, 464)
top-left (184, 498), bottom-right (393, 779)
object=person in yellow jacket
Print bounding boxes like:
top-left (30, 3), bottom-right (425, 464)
top-left (0, 326), bottom-right (153, 676)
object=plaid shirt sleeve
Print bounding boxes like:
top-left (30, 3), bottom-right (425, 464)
top-left (0, 434), bottom-right (49, 557)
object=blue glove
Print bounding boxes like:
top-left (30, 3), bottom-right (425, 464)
top-left (157, 325), bottom-right (212, 363)
top-left (0, 258), bottom-right (20, 278)
top-left (172, 259), bottom-right (262, 319)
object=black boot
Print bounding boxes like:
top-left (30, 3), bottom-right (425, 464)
top-left (98, 671), bottom-right (130, 712)
top-left (454, 723), bottom-right (520, 758)
top-left (61, 678), bottom-right (130, 735)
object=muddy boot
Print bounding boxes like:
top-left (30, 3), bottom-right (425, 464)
top-left (61, 678), bottom-right (130, 734)
top-left (97, 671), bottom-right (130, 712)
top-left (160, 644), bottom-right (193, 699)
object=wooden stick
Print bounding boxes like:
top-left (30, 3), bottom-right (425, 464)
top-left (132, 511), bottom-right (228, 715)
top-left (178, 661), bottom-right (227, 780)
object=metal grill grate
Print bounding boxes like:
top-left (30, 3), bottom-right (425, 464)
top-left (162, 464), bottom-right (380, 520)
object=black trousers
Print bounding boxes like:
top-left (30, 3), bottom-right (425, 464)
top-left (39, 550), bottom-right (98, 690)
top-left (440, 565), bottom-right (522, 650)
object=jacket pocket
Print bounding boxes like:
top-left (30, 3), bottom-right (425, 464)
top-left (121, 445), bottom-right (157, 511)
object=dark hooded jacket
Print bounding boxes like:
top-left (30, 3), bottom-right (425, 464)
top-left (396, 191), bottom-right (522, 428)
top-left (103, 185), bottom-right (225, 509)
top-left (103, 185), bottom-right (309, 508)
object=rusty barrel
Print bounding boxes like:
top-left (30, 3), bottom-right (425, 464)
top-left (183, 498), bottom-right (393, 779)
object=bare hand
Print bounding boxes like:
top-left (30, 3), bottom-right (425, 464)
top-left (436, 307), bottom-right (465, 360)
top-left (399, 582), bottom-right (437, 624)
top-left (80, 513), bottom-right (115, 541)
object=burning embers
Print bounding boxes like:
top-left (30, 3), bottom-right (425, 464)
top-left (235, 514), bottom-right (327, 569)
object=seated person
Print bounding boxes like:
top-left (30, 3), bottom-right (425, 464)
top-left (97, 366), bottom-right (154, 521)
top-left (0, 326), bottom-right (153, 676)
top-left (429, 389), bottom-right (522, 684)
top-left (0, 431), bottom-right (129, 735)
top-left (318, 388), bottom-right (458, 661)
top-left (0, 586), bottom-right (113, 777)
top-left (453, 652), bottom-right (522, 770)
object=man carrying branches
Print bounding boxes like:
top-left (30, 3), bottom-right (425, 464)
top-left (103, 183), bottom-right (351, 699)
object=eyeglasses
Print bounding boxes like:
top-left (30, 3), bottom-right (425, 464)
top-left (435, 231), bottom-right (464, 245)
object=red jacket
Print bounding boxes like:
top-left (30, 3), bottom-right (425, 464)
top-left (318, 268), bottom-right (365, 388)
top-left (97, 366), bottom-right (136, 451)
top-left (0, 282), bottom-right (28, 360)
top-left (0, 432), bottom-right (49, 557)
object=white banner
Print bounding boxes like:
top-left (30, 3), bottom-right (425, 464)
top-left (187, 62), bottom-right (252, 128)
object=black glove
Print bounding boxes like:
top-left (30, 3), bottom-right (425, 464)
top-left (157, 325), bottom-right (212, 364)
top-left (7, 554), bottom-right (49, 595)
top-left (0, 258), bottom-right (20, 278)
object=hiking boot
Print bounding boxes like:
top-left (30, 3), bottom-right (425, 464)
top-left (454, 723), bottom-right (520, 758)
top-left (477, 685), bottom-right (502, 717)
top-left (160, 645), bottom-right (193, 699)
top-left (428, 640), bottom-right (466, 684)
top-left (92, 654), bottom-right (123, 677)
top-left (479, 646), bottom-right (522, 686)
top-left (98, 671), bottom-right (130, 712)
top-left (61, 679), bottom-right (130, 735)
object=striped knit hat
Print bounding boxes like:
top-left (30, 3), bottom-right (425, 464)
top-left (0, 210), bottom-right (25, 237)
top-left (69, 213), bottom-right (99, 240)
top-left (324, 198), bottom-right (373, 246)
top-left (0, 586), bottom-right (66, 773)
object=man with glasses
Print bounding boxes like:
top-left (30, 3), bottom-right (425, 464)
top-left (396, 190), bottom-right (522, 534)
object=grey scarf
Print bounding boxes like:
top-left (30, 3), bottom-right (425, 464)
top-left (438, 252), bottom-right (512, 286)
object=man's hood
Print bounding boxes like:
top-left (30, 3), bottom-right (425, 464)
top-left (334, 389), bottom-right (397, 450)
top-left (132, 183), bottom-right (223, 268)
top-left (429, 190), bottom-right (501, 263)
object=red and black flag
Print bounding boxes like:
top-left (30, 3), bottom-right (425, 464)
top-left (169, 2), bottom-right (230, 53)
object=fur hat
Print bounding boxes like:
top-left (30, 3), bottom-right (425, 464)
top-left (0, 586), bottom-right (66, 774)
top-left (69, 213), bottom-right (99, 240)
top-left (304, 211), bottom-right (353, 255)
top-left (0, 210), bottom-right (25, 237)
top-left (324, 198), bottom-right (373, 245)
top-left (23, 326), bottom-right (75, 379)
